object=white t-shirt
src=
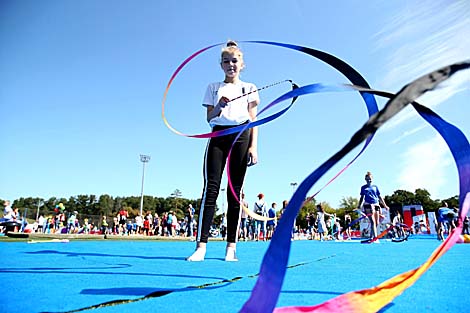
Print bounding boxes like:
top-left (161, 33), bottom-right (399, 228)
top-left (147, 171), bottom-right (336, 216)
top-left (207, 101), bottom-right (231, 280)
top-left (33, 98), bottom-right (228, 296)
top-left (203, 81), bottom-right (259, 127)
top-left (135, 215), bottom-right (143, 227)
top-left (3, 206), bottom-right (13, 220)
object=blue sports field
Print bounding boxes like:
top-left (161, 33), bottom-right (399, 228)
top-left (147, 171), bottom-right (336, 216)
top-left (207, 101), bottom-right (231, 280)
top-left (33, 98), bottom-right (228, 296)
top-left (0, 236), bottom-right (468, 312)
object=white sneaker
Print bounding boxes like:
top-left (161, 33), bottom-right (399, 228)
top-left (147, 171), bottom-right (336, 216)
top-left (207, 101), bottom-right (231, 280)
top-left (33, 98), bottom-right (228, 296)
top-left (186, 248), bottom-right (206, 262)
top-left (225, 247), bottom-right (238, 262)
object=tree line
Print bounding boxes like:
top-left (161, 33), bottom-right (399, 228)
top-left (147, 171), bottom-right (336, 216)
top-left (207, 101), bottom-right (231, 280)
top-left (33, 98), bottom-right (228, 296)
top-left (2, 187), bottom-right (459, 230)
top-left (2, 189), bottom-right (199, 222)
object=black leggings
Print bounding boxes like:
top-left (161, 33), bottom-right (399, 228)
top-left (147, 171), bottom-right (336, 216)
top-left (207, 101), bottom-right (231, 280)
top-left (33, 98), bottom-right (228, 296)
top-left (197, 125), bottom-right (250, 243)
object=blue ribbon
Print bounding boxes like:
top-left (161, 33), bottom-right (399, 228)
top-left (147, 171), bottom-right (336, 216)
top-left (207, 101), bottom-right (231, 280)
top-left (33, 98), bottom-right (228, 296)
top-left (241, 61), bottom-right (470, 312)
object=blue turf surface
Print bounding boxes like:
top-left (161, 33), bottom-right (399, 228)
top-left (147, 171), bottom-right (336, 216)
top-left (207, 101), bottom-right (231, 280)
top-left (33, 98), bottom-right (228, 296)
top-left (0, 236), bottom-right (468, 313)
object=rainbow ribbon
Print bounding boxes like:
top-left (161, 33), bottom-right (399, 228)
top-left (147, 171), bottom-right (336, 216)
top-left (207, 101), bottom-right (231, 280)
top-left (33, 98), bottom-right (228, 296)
top-left (241, 61), bottom-right (470, 312)
top-left (162, 41), bottom-right (379, 208)
top-left (360, 222), bottom-right (411, 244)
top-left (162, 41), bottom-right (470, 312)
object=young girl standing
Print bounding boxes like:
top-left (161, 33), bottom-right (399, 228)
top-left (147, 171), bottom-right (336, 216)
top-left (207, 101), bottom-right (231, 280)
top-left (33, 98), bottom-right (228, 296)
top-left (357, 171), bottom-right (389, 242)
top-left (187, 40), bottom-right (259, 261)
top-left (316, 204), bottom-right (332, 241)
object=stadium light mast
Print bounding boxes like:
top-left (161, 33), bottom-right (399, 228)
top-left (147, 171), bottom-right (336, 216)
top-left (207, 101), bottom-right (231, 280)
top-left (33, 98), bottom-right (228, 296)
top-left (290, 182), bottom-right (298, 194)
top-left (139, 154), bottom-right (151, 217)
top-left (36, 199), bottom-right (44, 221)
top-left (220, 188), bottom-right (226, 214)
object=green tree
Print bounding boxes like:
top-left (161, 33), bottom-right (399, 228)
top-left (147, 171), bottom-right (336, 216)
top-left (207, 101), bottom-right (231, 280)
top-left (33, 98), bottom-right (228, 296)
top-left (296, 199), bottom-right (317, 230)
top-left (170, 189), bottom-right (183, 212)
top-left (113, 197), bottom-right (124, 213)
top-left (171, 189), bottom-right (182, 198)
top-left (125, 196), bottom-right (141, 212)
top-left (414, 188), bottom-right (439, 212)
top-left (384, 190), bottom-right (416, 207)
top-left (339, 196), bottom-right (358, 212)
top-left (12, 197), bottom-right (43, 219)
top-left (43, 197), bottom-right (58, 216)
top-left (98, 194), bottom-right (114, 217)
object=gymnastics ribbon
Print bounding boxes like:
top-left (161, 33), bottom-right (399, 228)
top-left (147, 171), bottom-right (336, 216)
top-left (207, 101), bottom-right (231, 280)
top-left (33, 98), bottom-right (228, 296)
top-left (275, 195), bottom-right (469, 313)
top-left (161, 43), bottom-right (296, 139)
top-left (163, 41), bottom-right (469, 312)
top-left (241, 61), bottom-right (470, 313)
top-left (222, 40), bottom-right (380, 221)
top-left (162, 41), bottom-right (379, 221)
top-left (360, 222), bottom-right (411, 244)
top-left (457, 234), bottom-right (470, 243)
top-left (390, 224), bottom-right (411, 243)
top-left (243, 41), bottom-right (379, 201)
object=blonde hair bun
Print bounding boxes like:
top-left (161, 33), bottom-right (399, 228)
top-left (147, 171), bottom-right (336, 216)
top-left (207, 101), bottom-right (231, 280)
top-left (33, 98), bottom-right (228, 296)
top-left (220, 40), bottom-right (244, 64)
top-left (226, 40), bottom-right (238, 47)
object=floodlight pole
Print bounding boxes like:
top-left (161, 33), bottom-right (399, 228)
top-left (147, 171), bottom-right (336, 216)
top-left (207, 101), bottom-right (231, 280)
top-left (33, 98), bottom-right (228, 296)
top-left (220, 188), bottom-right (226, 214)
top-left (36, 199), bottom-right (44, 221)
top-left (290, 182), bottom-right (298, 194)
top-left (139, 154), bottom-right (151, 217)
top-left (290, 182), bottom-right (299, 235)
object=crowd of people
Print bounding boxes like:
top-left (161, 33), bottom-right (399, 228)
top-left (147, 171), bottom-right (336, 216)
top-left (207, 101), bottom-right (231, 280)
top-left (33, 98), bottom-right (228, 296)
top-left (0, 199), bottom-right (200, 238)
top-left (2, 194), bottom-right (467, 243)
top-left (0, 195), bottom-right (352, 242)
top-left (110, 206), bottom-right (197, 238)
top-left (1, 175), bottom-right (467, 244)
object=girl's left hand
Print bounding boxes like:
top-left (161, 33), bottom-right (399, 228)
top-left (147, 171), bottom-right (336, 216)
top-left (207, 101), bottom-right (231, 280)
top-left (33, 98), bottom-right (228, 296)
top-left (247, 147), bottom-right (258, 166)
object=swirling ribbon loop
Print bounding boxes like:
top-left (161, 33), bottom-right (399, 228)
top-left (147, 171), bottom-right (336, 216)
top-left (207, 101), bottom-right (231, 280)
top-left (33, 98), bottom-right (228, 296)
top-left (242, 61), bottom-right (470, 313)
top-left (161, 41), bottom-right (470, 313)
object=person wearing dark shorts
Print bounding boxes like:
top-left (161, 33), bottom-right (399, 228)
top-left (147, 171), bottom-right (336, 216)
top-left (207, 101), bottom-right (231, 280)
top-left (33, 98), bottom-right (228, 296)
top-left (357, 171), bottom-right (389, 242)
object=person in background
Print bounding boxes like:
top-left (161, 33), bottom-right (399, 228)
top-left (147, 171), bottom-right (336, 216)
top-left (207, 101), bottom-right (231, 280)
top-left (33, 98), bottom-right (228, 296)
top-left (239, 193), bottom-right (249, 241)
top-left (266, 202), bottom-right (277, 240)
top-left (143, 215), bottom-right (151, 236)
top-left (220, 212), bottom-right (227, 240)
top-left (171, 212), bottom-right (178, 236)
top-left (279, 200), bottom-right (296, 240)
top-left (186, 204), bottom-right (195, 239)
top-left (101, 216), bottom-right (109, 235)
top-left (118, 209), bottom-right (128, 233)
top-left (166, 211), bottom-right (174, 237)
top-left (82, 218), bottom-right (90, 234)
top-left (1, 200), bottom-right (13, 222)
top-left (436, 202), bottom-right (457, 241)
top-left (392, 211), bottom-right (404, 238)
top-left (153, 213), bottom-right (161, 236)
top-left (37, 214), bottom-right (45, 233)
top-left (254, 193), bottom-right (267, 241)
top-left (333, 214), bottom-right (342, 240)
top-left (344, 213), bottom-right (352, 240)
top-left (67, 211), bottom-right (77, 234)
top-left (463, 216), bottom-right (469, 235)
top-left (316, 204), bottom-right (333, 241)
top-left (357, 171), bottom-right (389, 242)
top-left (135, 214), bottom-right (143, 234)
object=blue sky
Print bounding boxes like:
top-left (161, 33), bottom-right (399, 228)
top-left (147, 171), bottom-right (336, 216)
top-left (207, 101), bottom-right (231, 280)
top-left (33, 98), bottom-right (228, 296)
top-left (1, 0), bottom-right (469, 211)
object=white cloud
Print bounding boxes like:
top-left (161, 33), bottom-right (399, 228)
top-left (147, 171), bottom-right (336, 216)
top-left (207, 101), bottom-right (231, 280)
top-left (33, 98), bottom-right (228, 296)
top-left (391, 125), bottom-right (425, 144)
top-left (381, 73), bottom-right (469, 131)
top-left (373, 0), bottom-right (470, 131)
top-left (396, 135), bottom-right (453, 196)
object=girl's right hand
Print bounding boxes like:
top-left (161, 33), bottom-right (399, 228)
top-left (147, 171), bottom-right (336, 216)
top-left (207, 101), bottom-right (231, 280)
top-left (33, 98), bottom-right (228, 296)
top-left (218, 96), bottom-right (230, 108)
